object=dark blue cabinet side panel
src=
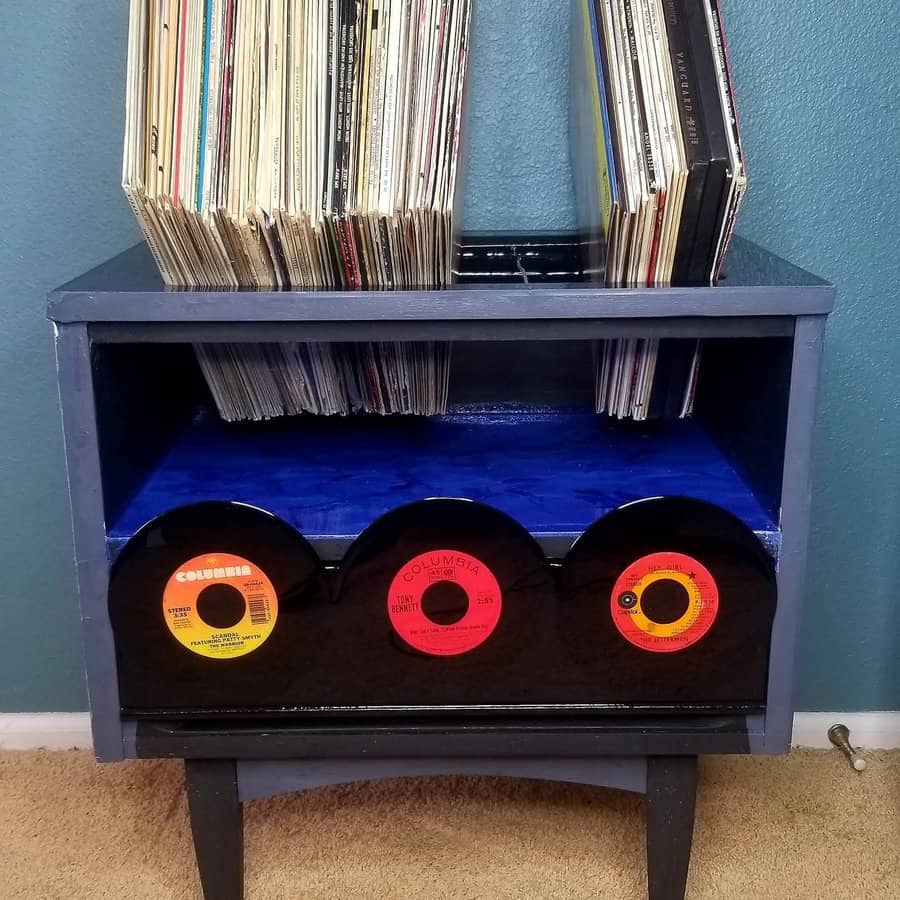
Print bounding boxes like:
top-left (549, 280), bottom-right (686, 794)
top-left (107, 410), bottom-right (777, 554)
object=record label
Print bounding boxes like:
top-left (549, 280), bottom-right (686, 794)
top-left (387, 549), bottom-right (502, 656)
top-left (610, 551), bottom-right (718, 653)
top-left (162, 552), bottom-right (278, 659)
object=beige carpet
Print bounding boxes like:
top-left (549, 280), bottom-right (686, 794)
top-left (0, 749), bottom-right (897, 899)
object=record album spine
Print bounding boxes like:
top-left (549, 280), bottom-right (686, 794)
top-left (708, 0), bottom-right (746, 282)
top-left (593, 0), bottom-right (622, 201)
top-left (332, 0), bottom-right (362, 287)
top-left (446, 0), bottom-right (474, 281)
top-left (622, 0), bottom-right (662, 287)
top-left (324, 0), bottom-right (338, 216)
top-left (216, 0), bottom-right (236, 209)
top-left (662, 0), bottom-right (709, 286)
top-left (623, 1), bottom-right (658, 196)
top-left (680, 0), bottom-right (729, 286)
top-left (332, 0), bottom-right (352, 213)
top-left (591, 0), bottom-right (620, 276)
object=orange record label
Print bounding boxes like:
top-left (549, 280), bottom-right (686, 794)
top-left (162, 552), bottom-right (278, 659)
top-left (610, 551), bottom-right (718, 653)
top-left (387, 549), bottom-right (502, 656)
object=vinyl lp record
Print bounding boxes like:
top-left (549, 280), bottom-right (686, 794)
top-left (110, 501), bottom-right (323, 715)
top-left (328, 499), bottom-right (557, 709)
top-left (558, 497), bottom-right (777, 708)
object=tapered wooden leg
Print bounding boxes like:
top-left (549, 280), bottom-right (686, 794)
top-left (185, 759), bottom-right (243, 900)
top-left (645, 756), bottom-right (698, 900)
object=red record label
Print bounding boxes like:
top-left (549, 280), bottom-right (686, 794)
top-left (610, 551), bottom-right (718, 653)
top-left (387, 549), bottom-right (502, 656)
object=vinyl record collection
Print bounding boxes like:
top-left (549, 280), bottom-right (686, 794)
top-left (121, 2), bottom-right (748, 423)
top-left (194, 339), bottom-right (451, 418)
top-left (109, 496), bottom-right (777, 717)
top-left (570, 0), bottom-right (746, 419)
top-left (123, 0), bottom-right (472, 419)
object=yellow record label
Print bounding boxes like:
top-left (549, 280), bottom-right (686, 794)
top-left (610, 552), bottom-right (719, 653)
top-left (162, 552), bottom-right (278, 659)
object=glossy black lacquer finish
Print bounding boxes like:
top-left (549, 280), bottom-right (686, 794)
top-left (110, 501), bottom-right (324, 714)
top-left (330, 499), bottom-right (558, 709)
top-left (114, 496), bottom-right (773, 718)
top-left (559, 497), bottom-right (777, 706)
top-left (48, 233), bottom-right (833, 332)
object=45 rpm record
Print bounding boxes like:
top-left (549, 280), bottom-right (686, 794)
top-left (109, 501), bottom-right (323, 715)
top-left (610, 551), bottom-right (719, 653)
top-left (328, 499), bottom-right (557, 709)
top-left (386, 548), bottom-right (503, 656)
top-left (558, 497), bottom-right (777, 708)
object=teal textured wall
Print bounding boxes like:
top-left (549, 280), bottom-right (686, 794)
top-left (0, 1), bottom-right (897, 712)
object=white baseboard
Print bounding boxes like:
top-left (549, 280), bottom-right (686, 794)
top-left (790, 712), bottom-right (900, 750)
top-left (0, 713), bottom-right (93, 750)
top-left (0, 711), bottom-right (898, 752)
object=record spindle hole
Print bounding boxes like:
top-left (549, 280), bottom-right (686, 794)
top-left (640, 578), bottom-right (690, 625)
top-left (421, 581), bottom-right (469, 626)
top-left (196, 583), bottom-right (247, 629)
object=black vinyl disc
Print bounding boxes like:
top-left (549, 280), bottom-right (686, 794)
top-left (110, 501), bottom-right (324, 715)
top-left (558, 497), bottom-right (777, 709)
top-left (326, 498), bottom-right (558, 710)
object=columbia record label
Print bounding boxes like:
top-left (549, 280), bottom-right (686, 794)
top-left (109, 501), bottom-right (322, 716)
top-left (388, 549), bottom-right (502, 656)
top-left (162, 552), bottom-right (278, 659)
top-left (559, 497), bottom-right (777, 708)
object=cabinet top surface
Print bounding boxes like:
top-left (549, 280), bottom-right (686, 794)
top-left (47, 233), bottom-right (834, 324)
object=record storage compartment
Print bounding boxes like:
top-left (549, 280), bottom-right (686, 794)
top-left (98, 336), bottom-right (788, 563)
top-left (50, 234), bottom-right (833, 900)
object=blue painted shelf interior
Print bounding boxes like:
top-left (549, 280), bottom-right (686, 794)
top-left (107, 408), bottom-right (778, 555)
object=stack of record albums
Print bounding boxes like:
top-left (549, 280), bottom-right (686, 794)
top-left (122, 0), bottom-right (746, 422)
top-left (123, 0), bottom-right (470, 419)
top-left (570, 0), bottom-right (746, 419)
